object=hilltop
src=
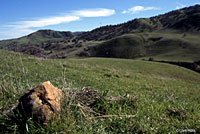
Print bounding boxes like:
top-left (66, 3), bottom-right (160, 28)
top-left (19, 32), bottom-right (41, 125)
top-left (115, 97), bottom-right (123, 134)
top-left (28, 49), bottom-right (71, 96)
top-left (0, 5), bottom-right (200, 61)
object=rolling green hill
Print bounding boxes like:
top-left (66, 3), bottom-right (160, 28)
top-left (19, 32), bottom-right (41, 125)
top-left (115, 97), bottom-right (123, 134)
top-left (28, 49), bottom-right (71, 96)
top-left (0, 30), bottom-right (74, 48)
top-left (87, 32), bottom-right (200, 62)
top-left (0, 50), bottom-right (200, 133)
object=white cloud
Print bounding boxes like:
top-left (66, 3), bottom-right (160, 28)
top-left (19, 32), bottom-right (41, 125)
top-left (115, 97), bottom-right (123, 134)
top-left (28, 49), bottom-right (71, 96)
top-left (176, 2), bottom-right (186, 9)
top-left (122, 6), bottom-right (159, 14)
top-left (12, 16), bottom-right (80, 29)
top-left (6, 8), bottom-right (115, 29)
top-left (0, 8), bottom-right (115, 40)
top-left (73, 8), bottom-right (115, 17)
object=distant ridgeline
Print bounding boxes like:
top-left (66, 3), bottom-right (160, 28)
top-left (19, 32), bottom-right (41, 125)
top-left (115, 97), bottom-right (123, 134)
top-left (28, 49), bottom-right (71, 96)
top-left (77, 4), bottom-right (200, 41)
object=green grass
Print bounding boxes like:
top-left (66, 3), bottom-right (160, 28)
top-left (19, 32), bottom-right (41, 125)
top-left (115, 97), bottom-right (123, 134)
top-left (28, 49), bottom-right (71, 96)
top-left (0, 50), bottom-right (200, 133)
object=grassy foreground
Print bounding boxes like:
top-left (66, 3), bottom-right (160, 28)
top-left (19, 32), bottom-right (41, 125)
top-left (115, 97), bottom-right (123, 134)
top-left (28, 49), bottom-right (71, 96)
top-left (0, 50), bottom-right (199, 133)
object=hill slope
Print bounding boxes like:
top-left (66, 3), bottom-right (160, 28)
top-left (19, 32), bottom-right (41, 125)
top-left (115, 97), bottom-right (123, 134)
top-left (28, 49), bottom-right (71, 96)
top-left (86, 32), bottom-right (200, 62)
top-left (0, 30), bottom-right (78, 57)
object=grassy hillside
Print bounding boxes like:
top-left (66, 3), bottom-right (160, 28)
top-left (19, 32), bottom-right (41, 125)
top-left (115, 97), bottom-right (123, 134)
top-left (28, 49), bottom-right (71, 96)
top-left (88, 32), bottom-right (200, 62)
top-left (0, 50), bottom-right (199, 133)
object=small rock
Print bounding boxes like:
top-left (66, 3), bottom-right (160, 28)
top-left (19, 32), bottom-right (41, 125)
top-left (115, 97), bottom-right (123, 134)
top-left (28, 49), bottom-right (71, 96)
top-left (4, 81), bottom-right (62, 125)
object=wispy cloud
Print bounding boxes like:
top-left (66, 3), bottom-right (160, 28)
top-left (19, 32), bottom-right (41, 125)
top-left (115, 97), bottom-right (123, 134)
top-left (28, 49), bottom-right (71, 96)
top-left (6, 8), bottom-right (115, 29)
top-left (73, 8), bottom-right (115, 17)
top-left (122, 6), bottom-right (159, 14)
top-left (176, 2), bottom-right (186, 9)
top-left (1, 8), bottom-right (115, 40)
top-left (9, 16), bottom-right (80, 29)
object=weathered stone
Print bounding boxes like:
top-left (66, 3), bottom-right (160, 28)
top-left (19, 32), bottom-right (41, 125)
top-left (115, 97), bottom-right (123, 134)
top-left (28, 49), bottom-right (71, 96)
top-left (12, 81), bottom-right (62, 125)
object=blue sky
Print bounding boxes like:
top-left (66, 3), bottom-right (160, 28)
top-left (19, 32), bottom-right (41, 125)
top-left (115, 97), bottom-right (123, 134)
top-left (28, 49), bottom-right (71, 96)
top-left (0, 0), bottom-right (199, 40)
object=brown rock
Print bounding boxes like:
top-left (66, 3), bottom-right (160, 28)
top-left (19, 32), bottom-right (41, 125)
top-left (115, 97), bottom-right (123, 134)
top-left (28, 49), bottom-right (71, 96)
top-left (17, 81), bottom-right (62, 125)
